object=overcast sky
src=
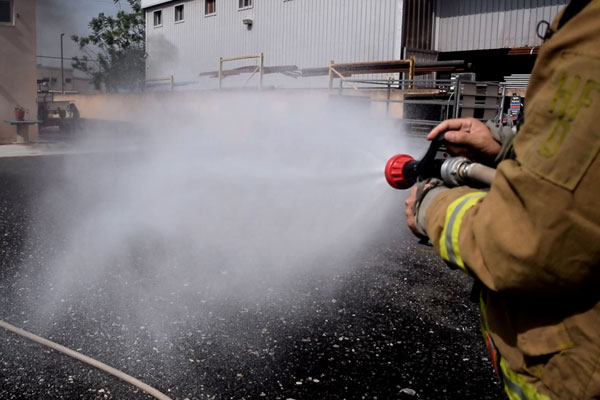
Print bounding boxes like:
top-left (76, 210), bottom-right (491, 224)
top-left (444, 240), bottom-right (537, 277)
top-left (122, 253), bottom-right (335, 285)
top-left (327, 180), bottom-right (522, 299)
top-left (36, 0), bottom-right (132, 72)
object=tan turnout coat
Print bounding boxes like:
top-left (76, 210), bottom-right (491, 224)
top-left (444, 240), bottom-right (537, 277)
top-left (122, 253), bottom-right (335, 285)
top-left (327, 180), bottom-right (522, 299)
top-left (424, 2), bottom-right (600, 398)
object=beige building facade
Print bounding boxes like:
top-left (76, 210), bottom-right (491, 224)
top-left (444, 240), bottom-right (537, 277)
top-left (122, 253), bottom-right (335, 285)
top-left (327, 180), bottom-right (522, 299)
top-left (36, 65), bottom-right (98, 94)
top-left (0, 0), bottom-right (37, 143)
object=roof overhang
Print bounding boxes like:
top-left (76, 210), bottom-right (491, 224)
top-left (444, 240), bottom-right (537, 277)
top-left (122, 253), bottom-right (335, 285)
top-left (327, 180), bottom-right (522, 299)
top-left (141, 0), bottom-right (171, 9)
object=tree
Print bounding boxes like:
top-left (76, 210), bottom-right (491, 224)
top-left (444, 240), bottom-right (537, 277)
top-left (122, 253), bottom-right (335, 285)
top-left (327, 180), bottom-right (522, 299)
top-left (71, 0), bottom-right (145, 93)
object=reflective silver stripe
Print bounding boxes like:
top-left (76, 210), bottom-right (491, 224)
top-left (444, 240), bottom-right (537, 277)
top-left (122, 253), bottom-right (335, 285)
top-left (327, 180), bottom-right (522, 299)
top-left (503, 370), bottom-right (529, 400)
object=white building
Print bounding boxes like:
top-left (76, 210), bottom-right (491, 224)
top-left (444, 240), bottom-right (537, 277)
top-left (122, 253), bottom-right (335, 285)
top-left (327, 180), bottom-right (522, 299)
top-left (142, 0), bottom-right (568, 89)
top-left (143, 0), bottom-right (405, 89)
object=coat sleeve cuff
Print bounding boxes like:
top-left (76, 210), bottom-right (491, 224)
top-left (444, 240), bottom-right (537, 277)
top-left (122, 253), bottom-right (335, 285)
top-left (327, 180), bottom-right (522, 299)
top-left (415, 186), bottom-right (448, 237)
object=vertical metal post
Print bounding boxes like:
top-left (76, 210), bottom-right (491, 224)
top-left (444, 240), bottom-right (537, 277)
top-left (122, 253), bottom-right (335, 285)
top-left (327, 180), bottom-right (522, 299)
top-left (328, 60), bottom-right (334, 91)
top-left (453, 77), bottom-right (462, 118)
top-left (60, 33), bottom-right (65, 94)
top-left (498, 84), bottom-right (507, 123)
top-left (386, 76), bottom-right (392, 117)
top-left (408, 55), bottom-right (416, 89)
top-left (218, 57), bottom-right (223, 89)
top-left (259, 52), bottom-right (264, 89)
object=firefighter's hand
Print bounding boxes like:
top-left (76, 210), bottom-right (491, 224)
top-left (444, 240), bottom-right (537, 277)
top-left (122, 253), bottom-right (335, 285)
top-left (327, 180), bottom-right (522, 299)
top-left (427, 118), bottom-right (501, 162)
top-left (404, 186), bottom-right (419, 236)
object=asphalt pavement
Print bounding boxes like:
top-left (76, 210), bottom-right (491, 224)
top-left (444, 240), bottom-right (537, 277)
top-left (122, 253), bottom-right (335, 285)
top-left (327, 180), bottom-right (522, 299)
top-left (0, 153), bottom-right (505, 400)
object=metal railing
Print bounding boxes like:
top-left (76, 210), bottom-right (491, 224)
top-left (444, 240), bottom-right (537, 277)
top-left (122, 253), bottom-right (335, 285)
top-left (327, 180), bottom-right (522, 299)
top-left (141, 72), bottom-right (510, 131)
top-left (332, 77), bottom-right (507, 128)
top-left (219, 53), bottom-right (265, 89)
top-left (145, 75), bottom-right (174, 91)
top-left (327, 58), bottom-right (416, 91)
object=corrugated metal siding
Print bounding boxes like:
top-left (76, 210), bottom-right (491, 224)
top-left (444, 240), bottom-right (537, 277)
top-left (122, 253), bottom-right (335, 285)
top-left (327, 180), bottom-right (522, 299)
top-left (434, 0), bottom-right (569, 52)
top-left (403, 0), bottom-right (436, 51)
top-left (145, 0), bottom-right (402, 87)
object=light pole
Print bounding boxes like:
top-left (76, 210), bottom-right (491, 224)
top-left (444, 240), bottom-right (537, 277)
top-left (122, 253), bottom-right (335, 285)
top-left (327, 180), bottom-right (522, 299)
top-left (60, 33), bottom-right (65, 94)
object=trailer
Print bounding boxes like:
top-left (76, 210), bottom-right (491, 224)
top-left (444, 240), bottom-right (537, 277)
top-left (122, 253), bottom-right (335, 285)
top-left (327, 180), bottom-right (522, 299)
top-left (36, 80), bottom-right (80, 133)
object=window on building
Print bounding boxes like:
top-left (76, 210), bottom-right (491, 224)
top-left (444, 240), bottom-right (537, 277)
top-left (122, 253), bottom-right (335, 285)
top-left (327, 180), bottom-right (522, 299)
top-left (238, 0), bottom-right (252, 9)
top-left (0, 0), bottom-right (13, 24)
top-left (205, 0), bottom-right (216, 15)
top-left (153, 10), bottom-right (162, 27)
top-left (65, 78), bottom-right (72, 84)
top-left (175, 4), bottom-right (184, 22)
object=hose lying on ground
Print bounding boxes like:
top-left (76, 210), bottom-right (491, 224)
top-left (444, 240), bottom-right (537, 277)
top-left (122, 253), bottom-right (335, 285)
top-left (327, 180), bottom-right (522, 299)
top-left (0, 319), bottom-right (172, 400)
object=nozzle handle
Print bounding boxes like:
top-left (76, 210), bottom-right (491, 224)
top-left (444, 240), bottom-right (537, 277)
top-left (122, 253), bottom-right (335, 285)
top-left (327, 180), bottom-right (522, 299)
top-left (415, 135), bottom-right (447, 180)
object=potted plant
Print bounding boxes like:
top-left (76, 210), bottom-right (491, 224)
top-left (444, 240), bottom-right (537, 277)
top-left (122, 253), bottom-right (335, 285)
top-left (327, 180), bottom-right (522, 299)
top-left (14, 105), bottom-right (26, 121)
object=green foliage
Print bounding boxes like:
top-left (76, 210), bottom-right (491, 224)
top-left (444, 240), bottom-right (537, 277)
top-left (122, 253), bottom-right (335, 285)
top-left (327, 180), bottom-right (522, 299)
top-left (71, 0), bottom-right (145, 92)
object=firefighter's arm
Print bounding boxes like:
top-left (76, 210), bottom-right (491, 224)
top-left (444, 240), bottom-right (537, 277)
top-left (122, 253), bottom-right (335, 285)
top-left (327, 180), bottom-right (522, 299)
top-left (406, 118), bottom-right (509, 237)
top-left (408, 115), bottom-right (513, 239)
top-left (415, 48), bottom-right (600, 294)
top-left (419, 152), bottom-right (600, 295)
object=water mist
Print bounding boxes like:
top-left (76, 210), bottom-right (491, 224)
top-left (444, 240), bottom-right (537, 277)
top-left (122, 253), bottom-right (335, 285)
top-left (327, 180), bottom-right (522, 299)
top-left (16, 92), bottom-right (426, 375)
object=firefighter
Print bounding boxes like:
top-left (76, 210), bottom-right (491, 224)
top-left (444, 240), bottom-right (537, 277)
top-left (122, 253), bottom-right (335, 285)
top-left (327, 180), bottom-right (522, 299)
top-left (404, 1), bottom-right (600, 399)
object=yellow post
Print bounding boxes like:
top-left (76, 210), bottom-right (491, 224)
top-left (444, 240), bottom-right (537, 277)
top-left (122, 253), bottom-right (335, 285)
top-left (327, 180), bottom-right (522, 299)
top-left (328, 60), bottom-right (334, 91)
top-left (218, 57), bottom-right (224, 89)
top-left (259, 52), bottom-right (264, 89)
top-left (409, 56), bottom-right (416, 89)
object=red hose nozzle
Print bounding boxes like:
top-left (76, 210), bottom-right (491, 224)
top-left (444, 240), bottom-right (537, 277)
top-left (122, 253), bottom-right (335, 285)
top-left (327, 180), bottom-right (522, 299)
top-left (385, 154), bottom-right (417, 190)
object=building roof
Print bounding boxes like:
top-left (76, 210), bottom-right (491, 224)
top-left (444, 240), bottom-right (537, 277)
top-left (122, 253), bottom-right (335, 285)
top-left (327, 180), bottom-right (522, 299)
top-left (141, 0), bottom-right (170, 8)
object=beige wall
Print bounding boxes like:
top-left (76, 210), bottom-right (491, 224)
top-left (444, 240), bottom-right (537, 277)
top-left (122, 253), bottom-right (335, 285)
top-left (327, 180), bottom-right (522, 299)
top-left (53, 91), bottom-right (333, 122)
top-left (37, 65), bottom-right (98, 94)
top-left (0, 0), bottom-right (37, 143)
top-left (52, 89), bottom-right (415, 124)
top-left (37, 65), bottom-right (74, 92)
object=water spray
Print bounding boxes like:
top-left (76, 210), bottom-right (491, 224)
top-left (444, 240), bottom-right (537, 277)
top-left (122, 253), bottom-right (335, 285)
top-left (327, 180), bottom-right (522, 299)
top-left (384, 136), bottom-right (496, 189)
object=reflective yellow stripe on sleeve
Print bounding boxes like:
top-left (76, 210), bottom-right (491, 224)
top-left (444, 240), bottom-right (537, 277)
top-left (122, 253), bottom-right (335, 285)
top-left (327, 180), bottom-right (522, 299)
top-left (439, 192), bottom-right (487, 273)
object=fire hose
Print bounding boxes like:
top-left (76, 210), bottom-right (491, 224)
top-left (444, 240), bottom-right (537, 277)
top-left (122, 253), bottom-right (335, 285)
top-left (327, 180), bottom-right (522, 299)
top-left (0, 319), bottom-right (172, 400)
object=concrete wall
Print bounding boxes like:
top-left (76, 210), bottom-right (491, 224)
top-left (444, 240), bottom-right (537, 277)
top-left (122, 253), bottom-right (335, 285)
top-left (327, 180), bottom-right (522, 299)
top-left (143, 0), bottom-right (405, 89)
top-left (54, 91), bottom-right (335, 121)
top-left (0, 0), bottom-right (37, 143)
